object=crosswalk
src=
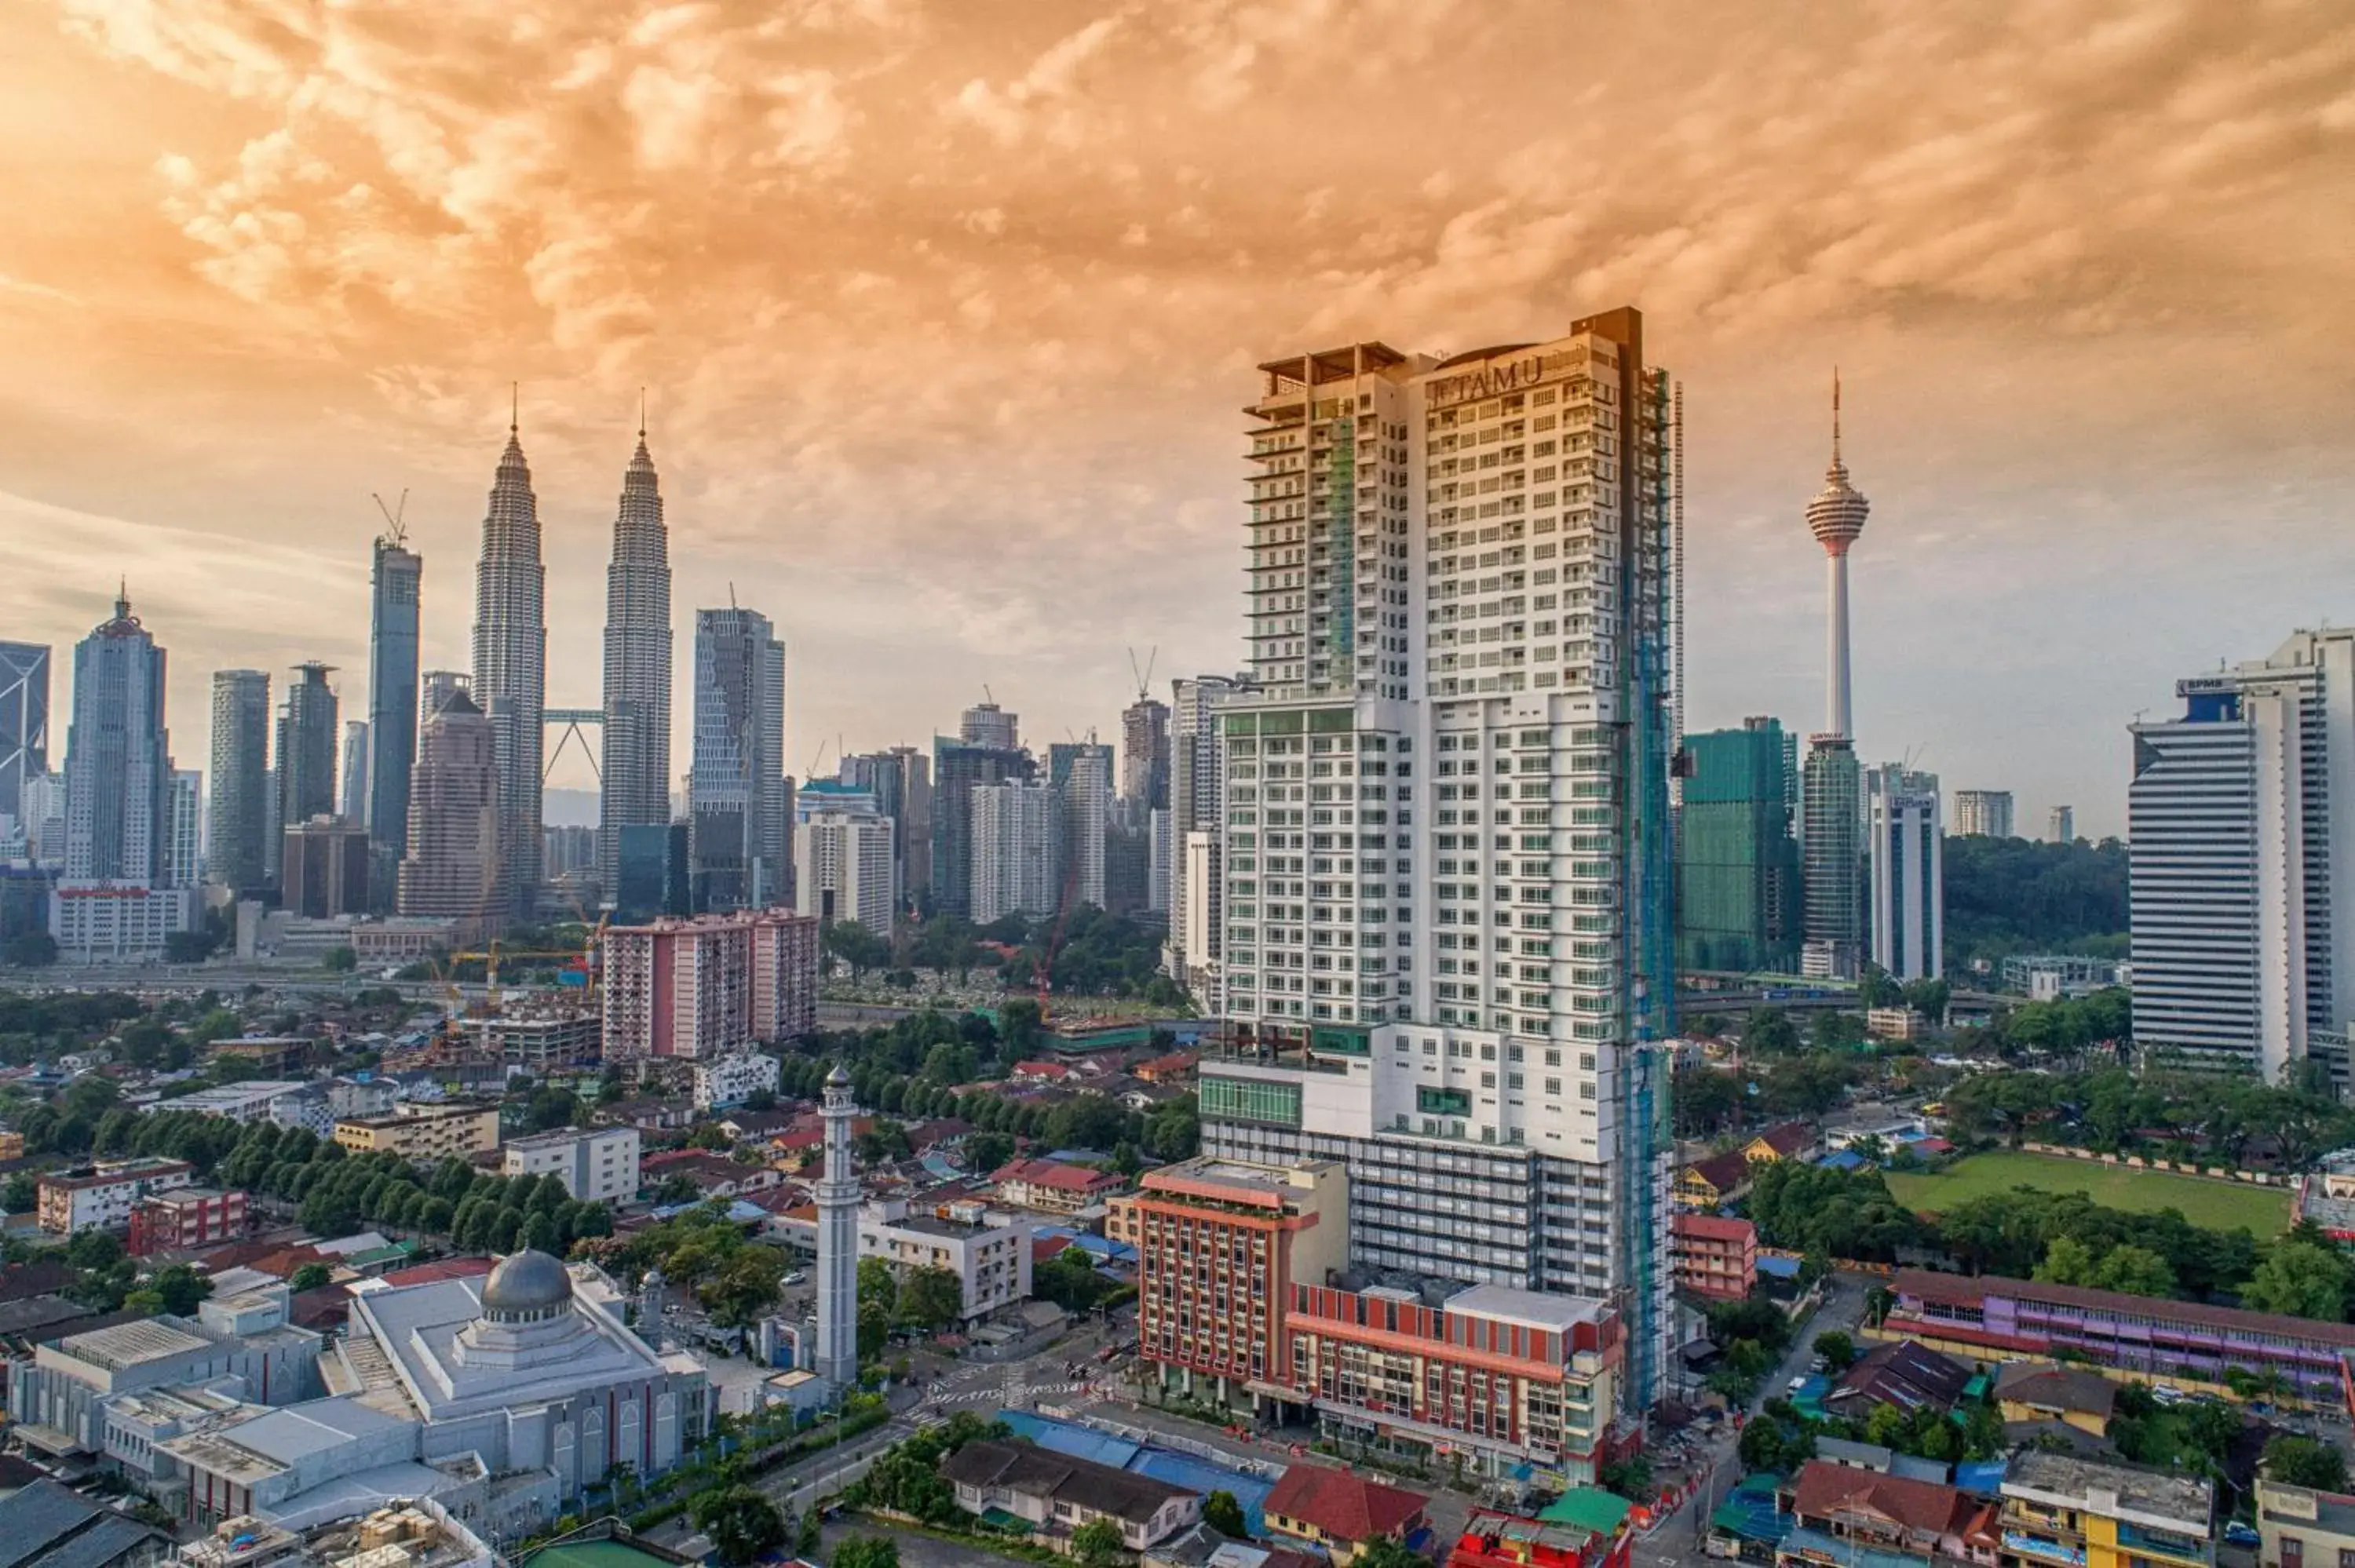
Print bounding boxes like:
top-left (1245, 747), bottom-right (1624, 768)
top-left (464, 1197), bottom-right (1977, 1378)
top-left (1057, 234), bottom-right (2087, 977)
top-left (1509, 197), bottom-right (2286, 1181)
top-left (926, 1380), bottom-right (1098, 1407)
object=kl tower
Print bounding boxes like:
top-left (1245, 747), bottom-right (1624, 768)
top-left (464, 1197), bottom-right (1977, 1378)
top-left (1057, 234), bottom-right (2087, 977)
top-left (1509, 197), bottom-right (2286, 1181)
top-left (1809, 371), bottom-right (1871, 737)
top-left (1799, 374), bottom-right (1871, 980)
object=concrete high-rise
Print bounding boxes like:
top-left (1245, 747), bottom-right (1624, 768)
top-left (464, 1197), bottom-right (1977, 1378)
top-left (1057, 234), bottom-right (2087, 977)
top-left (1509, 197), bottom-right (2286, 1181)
top-left (1165, 673), bottom-right (1256, 1001)
top-left (366, 534), bottom-right (422, 859)
top-left (970, 778), bottom-right (1061, 923)
top-left (0, 641), bottom-right (49, 830)
top-left (1195, 312), bottom-right (1678, 1419)
top-left (274, 663), bottom-right (340, 875)
top-left (397, 675), bottom-right (503, 942)
top-left (1122, 694), bottom-right (1170, 809)
top-left (50, 589), bottom-right (195, 957)
top-left (166, 770), bottom-right (203, 891)
top-left (1952, 789), bottom-right (2014, 839)
top-left (472, 411), bottom-right (548, 918)
top-left (1799, 376), bottom-right (1870, 982)
top-left (283, 815), bottom-right (371, 917)
top-left (2049, 804), bottom-right (2076, 844)
top-left (2129, 630), bottom-right (2355, 1087)
top-left (959, 701), bottom-right (1017, 751)
top-left (840, 747), bottom-right (929, 910)
top-left (1675, 718), bottom-right (1801, 974)
top-left (1865, 763), bottom-right (1942, 983)
top-left (207, 669), bottom-right (271, 895)
top-left (688, 607), bottom-right (786, 912)
top-left (812, 1063), bottom-right (860, 1391)
top-left (795, 806), bottom-right (895, 935)
top-left (600, 420), bottom-right (674, 895)
top-left (930, 737), bottom-right (1033, 918)
top-left (1049, 739), bottom-right (1112, 910)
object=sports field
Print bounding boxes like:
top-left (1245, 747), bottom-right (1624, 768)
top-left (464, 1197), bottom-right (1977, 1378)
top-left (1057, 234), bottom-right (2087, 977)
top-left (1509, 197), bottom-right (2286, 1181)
top-left (1883, 1149), bottom-right (2292, 1233)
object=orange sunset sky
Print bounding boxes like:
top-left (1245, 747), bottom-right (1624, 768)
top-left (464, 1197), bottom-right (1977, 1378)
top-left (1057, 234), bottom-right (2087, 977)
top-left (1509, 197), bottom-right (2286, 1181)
top-left (5, 0), bottom-right (2353, 833)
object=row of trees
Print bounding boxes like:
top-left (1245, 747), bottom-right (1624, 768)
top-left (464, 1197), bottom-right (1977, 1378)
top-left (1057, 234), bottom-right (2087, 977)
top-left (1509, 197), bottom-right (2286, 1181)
top-left (1939, 1063), bottom-right (2355, 1169)
top-left (1942, 833), bottom-right (2129, 971)
top-left (586, 1201), bottom-right (791, 1328)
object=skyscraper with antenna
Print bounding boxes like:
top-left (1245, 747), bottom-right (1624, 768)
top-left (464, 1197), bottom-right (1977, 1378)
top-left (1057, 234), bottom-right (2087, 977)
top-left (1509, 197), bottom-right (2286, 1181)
top-left (601, 396), bottom-right (674, 900)
top-left (472, 392), bottom-right (548, 919)
top-left (1800, 373), bottom-right (1870, 979)
top-left (367, 492), bottom-right (422, 877)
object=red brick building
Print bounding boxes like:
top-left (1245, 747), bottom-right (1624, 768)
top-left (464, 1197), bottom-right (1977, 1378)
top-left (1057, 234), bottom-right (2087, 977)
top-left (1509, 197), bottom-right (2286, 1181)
top-left (1670, 1211), bottom-right (1757, 1300)
top-left (126, 1187), bottom-right (247, 1256)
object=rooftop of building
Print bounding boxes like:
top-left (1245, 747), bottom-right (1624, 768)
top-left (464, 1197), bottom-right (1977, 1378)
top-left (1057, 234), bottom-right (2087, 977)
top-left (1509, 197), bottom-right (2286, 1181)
top-left (1262, 1464), bottom-right (1428, 1542)
top-left (39, 1157), bottom-right (193, 1189)
top-left (1893, 1268), bottom-right (2355, 1348)
top-left (2257, 1481), bottom-right (2355, 1540)
top-left (1140, 1156), bottom-right (1334, 1208)
top-left (1445, 1282), bottom-right (1608, 1334)
top-left (2003, 1452), bottom-right (2213, 1526)
top-left (1993, 1363), bottom-right (2117, 1420)
top-left (502, 1125), bottom-right (630, 1151)
top-left (0, 1478), bottom-right (170, 1568)
top-left (159, 1082), bottom-right (309, 1107)
top-left (1792, 1460), bottom-right (1984, 1539)
top-left (53, 1316), bottom-right (214, 1370)
top-left (1674, 1212), bottom-right (1755, 1242)
top-left (338, 1103), bottom-right (494, 1129)
top-left (940, 1438), bottom-right (1193, 1526)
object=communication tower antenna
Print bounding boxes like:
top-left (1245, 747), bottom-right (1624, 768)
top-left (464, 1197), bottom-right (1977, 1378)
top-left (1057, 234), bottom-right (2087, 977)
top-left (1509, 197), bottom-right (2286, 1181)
top-left (371, 490), bottom-right (410, 547)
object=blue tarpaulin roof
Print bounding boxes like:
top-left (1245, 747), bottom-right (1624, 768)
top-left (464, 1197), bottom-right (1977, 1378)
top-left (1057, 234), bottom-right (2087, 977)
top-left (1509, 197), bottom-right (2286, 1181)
top-left (1756, 1254), bottom-right (1804, 1279)
top-left (1818, 1150), bottom-right (1868, 1172)
top-left (997, 1411), bottom-right (1276, 1535)
top-left (1954, 1460), bottom-right (2007, 1497)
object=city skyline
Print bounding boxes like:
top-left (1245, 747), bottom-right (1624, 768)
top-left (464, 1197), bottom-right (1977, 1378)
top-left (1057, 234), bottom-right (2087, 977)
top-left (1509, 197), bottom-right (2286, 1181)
top-left (5, 4), bottom-right (2353, 837)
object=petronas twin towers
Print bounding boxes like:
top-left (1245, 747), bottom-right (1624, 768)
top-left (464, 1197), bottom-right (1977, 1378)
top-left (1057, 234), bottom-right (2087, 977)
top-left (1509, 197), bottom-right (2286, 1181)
top-left (468, 407), bottom-right (671, 919)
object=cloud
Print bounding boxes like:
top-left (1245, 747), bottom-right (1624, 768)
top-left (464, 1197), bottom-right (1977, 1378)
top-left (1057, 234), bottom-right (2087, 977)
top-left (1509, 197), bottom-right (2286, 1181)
top-left (13, 0), bottom-right (2355, 823)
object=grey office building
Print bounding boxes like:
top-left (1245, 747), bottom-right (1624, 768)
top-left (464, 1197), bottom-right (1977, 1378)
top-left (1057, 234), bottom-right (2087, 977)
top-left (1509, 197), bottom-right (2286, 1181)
top-left (688, 607), bottom-right (787, 912)
top-left (0, 641), bottom-right (48, 828)
top-left (367, 535), bottom-right (423, 856)
top-left (208, 669), bottom-right (272, 894)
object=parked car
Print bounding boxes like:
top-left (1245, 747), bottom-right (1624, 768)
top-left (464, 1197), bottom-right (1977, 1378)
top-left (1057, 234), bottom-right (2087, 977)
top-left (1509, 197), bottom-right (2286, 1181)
top-left (2225, 1523), bottom-right (2261, 1547)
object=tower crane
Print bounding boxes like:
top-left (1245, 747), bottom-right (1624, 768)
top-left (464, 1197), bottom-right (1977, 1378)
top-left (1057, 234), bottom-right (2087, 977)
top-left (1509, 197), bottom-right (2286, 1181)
top-left (1127, 646), bottom-right (1158, 701)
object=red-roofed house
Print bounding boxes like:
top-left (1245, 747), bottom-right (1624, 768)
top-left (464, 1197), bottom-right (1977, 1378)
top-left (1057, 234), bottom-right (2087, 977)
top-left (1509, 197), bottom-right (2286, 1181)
top-left (1132, 1052), bottom-right (1198, 1085)
top-left (1010, 1060), bottom-right (1070, 1081)
top-left (1741, 1121), bottom-right (1818, 1165)
top-left (1262, 1465), bottom-right (1429, 1561)
top-left (1674, 1150), bottom-right (1754, 1210)
top-left (1671, 1211), bottom-right (1756, 1300)
top-left (377, 1256), bottom-right (495, 1288)
top-left (1787, 1458), bottom-right (1998, 1564)
top-left (991, 1158), bottom-right (1124, 1214)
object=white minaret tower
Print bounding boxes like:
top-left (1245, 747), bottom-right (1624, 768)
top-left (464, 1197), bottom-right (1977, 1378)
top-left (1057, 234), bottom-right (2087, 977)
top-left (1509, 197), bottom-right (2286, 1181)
top-left (1806, 371), bottom-right (1871, 738)
top-left (812, 1063), bottom-right (860, 1390)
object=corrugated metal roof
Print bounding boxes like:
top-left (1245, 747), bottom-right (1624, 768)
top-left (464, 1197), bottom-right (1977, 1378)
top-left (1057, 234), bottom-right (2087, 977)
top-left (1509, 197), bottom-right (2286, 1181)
top-left (0, 1482), bottom-right (100, 1568)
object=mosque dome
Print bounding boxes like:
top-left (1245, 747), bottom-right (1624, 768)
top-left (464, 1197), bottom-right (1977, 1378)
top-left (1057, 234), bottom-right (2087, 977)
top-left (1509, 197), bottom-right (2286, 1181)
top-left (481, 1249), bottom-right (575, 1321)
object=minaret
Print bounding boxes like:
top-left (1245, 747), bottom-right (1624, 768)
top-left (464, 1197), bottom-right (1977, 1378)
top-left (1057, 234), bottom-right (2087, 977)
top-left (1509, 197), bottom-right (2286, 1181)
top-left (600, 397), bottom-right (674, 899)
top-left (471, 394), bottom-right (547, 920)
top-left (812, 1063), bottom-right (860, 1390)
top-left (1805, 372), bottom-right (1870, 738)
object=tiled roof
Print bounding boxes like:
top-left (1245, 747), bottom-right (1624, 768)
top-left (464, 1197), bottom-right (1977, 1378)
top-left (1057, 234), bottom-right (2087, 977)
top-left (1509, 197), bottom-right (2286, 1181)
top-left (1829, 1340), bottom-right (1973, 1413)
top-left (1752, 1121), bottom-right (1816, 1158)
top-left (1893, 1268), bottom-right (2355, 1347)
top-left (1993, 1362), bottom-right (2116, 1420)
top-left (1792, 1460), bottom-right (1974, 1538)
top-left (1674, 1212), bottom-right (1755, 1243)
top-left (1262, 1464), bottom-right (1428, 1544)
top-left (940, 1439), bottom-right (1190, 1526)
top-left (1683, 1150), bottom-right (1751, 1194)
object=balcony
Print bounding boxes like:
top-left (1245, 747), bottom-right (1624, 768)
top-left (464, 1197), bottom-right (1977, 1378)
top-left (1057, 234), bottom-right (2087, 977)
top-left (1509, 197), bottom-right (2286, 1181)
top-left (2003, 1533), bottom-right (2086, 1567)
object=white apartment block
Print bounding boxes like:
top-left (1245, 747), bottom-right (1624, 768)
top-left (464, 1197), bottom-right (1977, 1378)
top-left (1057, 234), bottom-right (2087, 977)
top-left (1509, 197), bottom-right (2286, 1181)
top-left (1165, 674), bottom-right (1256, 998)
top-left (36, 1158), bottom-right (195, 1234)
top-left (2130, 629), bottom-right (2355, 1087)
top-left (150, 1080), bottom-right (314, 1125)
top-left (771, 1198), bottom-right (1032, 1322)
top-left (1867, 764), bottom-right (1943, 983)
top-left (1198, 314), bottom-right (1677, 1424)
top-left (692, 1051), bottom-right (782, 1110)
top-left (794, 808), bottom-right (896, 935)
top-left (1952, 789), bottom-right (2013, 840)
top-left (502, 1124), bottom-right (641, 1203)
top-left (970, 779), bottom-right (1061, 923)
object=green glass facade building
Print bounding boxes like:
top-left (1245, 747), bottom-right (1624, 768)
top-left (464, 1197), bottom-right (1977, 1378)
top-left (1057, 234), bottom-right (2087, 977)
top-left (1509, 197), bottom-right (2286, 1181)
top-left (1675, 717), bottom-right (1801, 973)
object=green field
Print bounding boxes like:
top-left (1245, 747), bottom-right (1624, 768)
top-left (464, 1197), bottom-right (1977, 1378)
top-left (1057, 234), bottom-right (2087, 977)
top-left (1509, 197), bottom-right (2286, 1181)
top-left (1883, 1150), bottom-right (2292, 1233)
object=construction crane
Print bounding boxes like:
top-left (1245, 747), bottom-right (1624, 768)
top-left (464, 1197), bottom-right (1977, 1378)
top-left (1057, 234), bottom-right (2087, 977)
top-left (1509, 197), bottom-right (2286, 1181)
top-left (372, 489), bottom-right (409, 548)
top-left (1126, 645), bottom-right (1157, 700)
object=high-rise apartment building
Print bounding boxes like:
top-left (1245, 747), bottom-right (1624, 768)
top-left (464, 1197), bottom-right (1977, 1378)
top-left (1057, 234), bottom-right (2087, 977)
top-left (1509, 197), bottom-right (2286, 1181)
top-left (840, 746), bottom-right (932, 910)
top-left (1952, 789), bottom-right (2014, 840)
top-left (0, 641), bottom-right (48, 830)
top-left (795, 806), bottom-right (894, 935)
top-left (1799, 379), bottom-right (1871, 982)
top-left (688, 607), bottom-right (787, 912)
top-left (1050, 740), bottom-right (1112, 910)
top-left (207, 669), bottom-right (271, 895)
top-left (339, 720), bottom-right (370, 821)
top-left (1865, 764), bottom-right (1942, 982)
top-left (601, 422), bottom-right (674, 894)
top-left (2050, 804), bottom-right (2076, 844)
top-left (601, 909), bottom-right (819, 1059)
top-left (397, 676), bottom-right (502, 942)
top-left (472, 414), bottom-right (548, 918)
top-left (50, 590), bottom-right (195, 957)
top-left (366, 534), bottom-right (422, 859)
top-left (166, 770), bottom-right (203, 891)
top-left (930, 737), bottom-right (1034, 917)
top-left (971, 779), bottom-right (1061, 923)
top-left (1166, 673), bottom-right (1256, 998)
top-left (1196, 311), bottom-right (1677, 1421)
top-left (2128, 629), bottom-right (2355, 1086)
top-left (274, 662), bottom-right (340, 873)
top-left (959, 701), bottom-right (1018, 751)
top-left (1674, 718), bottom-right (1800, 974)
top-left (1123, 694), bottom-right (1171, 809)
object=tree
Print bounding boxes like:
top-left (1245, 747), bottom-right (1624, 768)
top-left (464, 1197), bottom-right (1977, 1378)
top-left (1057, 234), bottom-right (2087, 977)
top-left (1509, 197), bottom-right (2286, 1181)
top-left (689, 1486), bottom-right (787, 1566)
top-left (2, 931), bottom-right (58, 968)
top-left (322, 946), bottom-right (358, 972)
top-left (1068, 1519), bottom-right (1126, 1568)
top-left (2266, 1435), bottom-right (2350, 1492)
top-left (857, 1256), bottom-right (899, 1314)
top-left (1812, 1330), bottom-right (1857, 1371)
top-left (2240, 1240), bottom-right (2352, 1322)
top-left (0, 1174), bottom-right (36, 1214)
top-left (1203, 1490), bottom-right (1248, 1538)
top-left (964, 1129), bottom-right (1016, 1173)
top-left (830, 1538), bottom-right (900, 1568)
top-left (1743, 1008), bottom-right (1801, 1056)
top-left (285, 1260), bottom-right (334, 1292)
top-left (525, 1087), bottom-right (582, 1132)
top-left (2034, 1235), bottom-right (2098, 1287)
top-left (895, 1266), bottom-right (964, 1333)
top-left (149, 1264), bottom-right (213, 1315)
top-left (2091, 1243), bottom-right (2175, 1298)
top-left (1353, 1538), bottom-right (1432, 1568)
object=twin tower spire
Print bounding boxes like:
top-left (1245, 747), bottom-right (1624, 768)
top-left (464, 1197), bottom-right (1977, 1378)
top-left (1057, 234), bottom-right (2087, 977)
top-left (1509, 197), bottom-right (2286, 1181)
top-left (469, 392), bottom-right (673, 917)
